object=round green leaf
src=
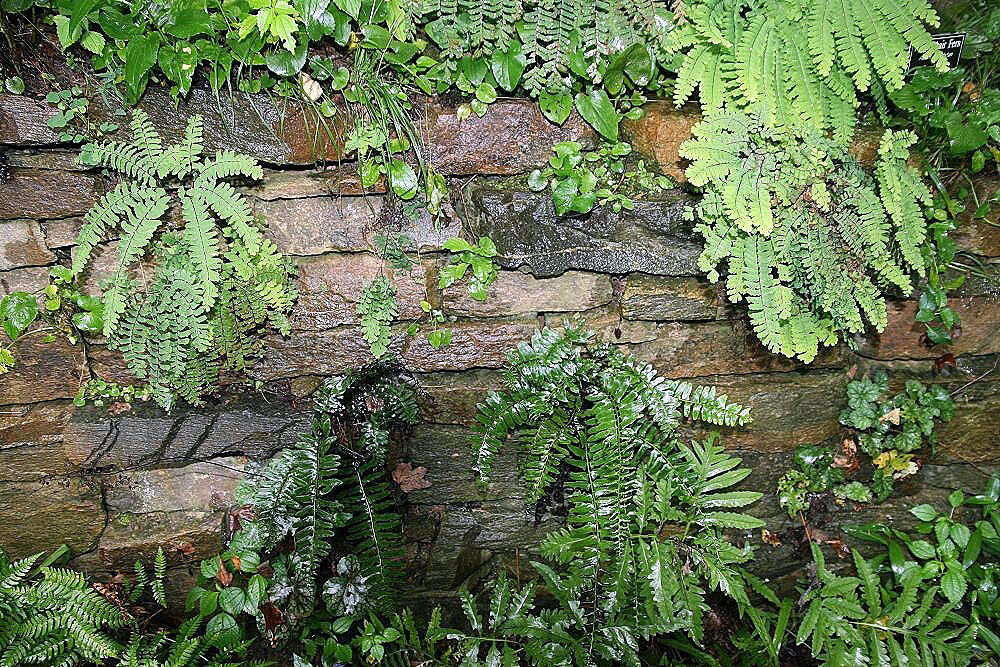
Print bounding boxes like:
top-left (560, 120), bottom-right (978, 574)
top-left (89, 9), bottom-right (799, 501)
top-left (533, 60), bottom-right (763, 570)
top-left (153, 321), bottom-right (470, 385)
top-left (0, 292), bottom-right (38, 341)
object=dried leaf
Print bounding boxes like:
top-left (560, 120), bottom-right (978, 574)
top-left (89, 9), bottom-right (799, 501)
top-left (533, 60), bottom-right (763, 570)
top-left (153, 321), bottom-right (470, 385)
top-left (933, 353), bottom-right (956, 374)
top-left (826, 538), bottom-right (850, 559)
top-left (846, 364), bottom-right (858, 379)
top-left (761, 529), bottom-right (782, 547)
top-left (175, 542), bottom-right (196, 556)
top-left (393, 462), bottom-right (431, 492)
top-left (879, 408), bottom-right (901, 425)
top-left (215, 555), bottom-right (233, 587)
top-left (832, 438), bottom-right (859, 473)
top-left (260, 601), bottom-right (284, 645)
top-left (107, 401), bottom-right (132, 415)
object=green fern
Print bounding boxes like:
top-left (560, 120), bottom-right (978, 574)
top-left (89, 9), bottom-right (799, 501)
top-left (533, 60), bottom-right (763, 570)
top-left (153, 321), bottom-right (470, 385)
top-left (472, 325), bottom-right (757, 662)
top-left (0, 548), bottom-right (126, 667)
top-left (73, 110), bottom-right (296, 409)
top-left (681, 107), bottom-right (930, 362)
top-left (357, 276), bottom-right (398, 359)
top-left (795, 542), bottom-right (974, 665)
top-left (231, 365), bottom-right (417, 625)
top-left (670, 0), bottom-right (947, 137)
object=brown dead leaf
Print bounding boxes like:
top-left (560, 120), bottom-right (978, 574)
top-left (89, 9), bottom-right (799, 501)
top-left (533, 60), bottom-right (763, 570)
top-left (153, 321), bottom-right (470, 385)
top-left (826, 539), bottom-right (850, 559)
top-left (393, 462), bottom-right (431, 493)
top-left (847, 364), bottom-right (858, 379)
top-left (258, 561), bottom-right (274, 578)
top-left (107, 401), bottom-right (132, 415)
top-left (832, 438), bottom-right (859, 473)
top-left (215, 555), bottom-right (233, 587)
top-left (175, 542), bottom-right (196, 556)
top-left (260, 601), bottom-right (284, 644)
top-left (761, 529), bottom-right (782, 547)
top-left (879, 408), bottom-right (901, 425)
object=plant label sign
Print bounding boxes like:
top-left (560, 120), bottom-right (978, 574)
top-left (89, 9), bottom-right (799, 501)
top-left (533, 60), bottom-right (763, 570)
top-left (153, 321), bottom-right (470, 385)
top-left (908, 33), bottom-right (965, 72)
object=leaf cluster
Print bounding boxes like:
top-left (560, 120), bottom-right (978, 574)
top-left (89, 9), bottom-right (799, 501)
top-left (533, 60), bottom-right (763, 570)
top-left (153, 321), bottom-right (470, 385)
top-left (528, 140), bottom-right (674, 216)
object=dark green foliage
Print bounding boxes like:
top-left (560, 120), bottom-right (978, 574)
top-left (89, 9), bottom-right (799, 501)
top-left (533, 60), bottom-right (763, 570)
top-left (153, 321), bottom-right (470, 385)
top-left (682, 108), bottom-right (932, 362)
top-left (230, 365), bottom-right (417, 632)
top-left (72, 110), bottom-right (296, 409)
top-left (472, 325), bottom-right (761, 664)
top-left (0, 548), bottom-right (126, 666)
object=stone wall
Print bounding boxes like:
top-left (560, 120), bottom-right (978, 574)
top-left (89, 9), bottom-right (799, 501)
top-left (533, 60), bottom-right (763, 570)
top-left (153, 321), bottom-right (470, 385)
top-left (1, 90), bottom-right (998, 601)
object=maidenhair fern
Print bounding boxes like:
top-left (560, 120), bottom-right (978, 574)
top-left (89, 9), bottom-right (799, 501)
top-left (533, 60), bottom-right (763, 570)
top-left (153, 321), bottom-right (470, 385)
top-left (231, 365), bottom-right (417, 625)
top-left (357, 276), bottom-right (398, 359)
top-left (680, 107), bottom-right (931, 362)
top-left (473, 325), bottom-right (759, 661)
top-left (669, 0), bottom-right (947, 138)
top-left (73, 110), bottom-right (296, 409)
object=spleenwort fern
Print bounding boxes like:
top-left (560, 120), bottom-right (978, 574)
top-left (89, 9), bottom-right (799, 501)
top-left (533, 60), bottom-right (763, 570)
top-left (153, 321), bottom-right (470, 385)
top-left (357, 276), bottom-right (398, 360)
top-left (73, 110), bottom-right (296, 409)
top-left (231, 364), bottom-right (417, 625)
top-left (680, 107), bottom-right (931, 362)
top-left (0, 549), bottom-right (126, 667)
top-left (472, 325), bottom-right (760, 663)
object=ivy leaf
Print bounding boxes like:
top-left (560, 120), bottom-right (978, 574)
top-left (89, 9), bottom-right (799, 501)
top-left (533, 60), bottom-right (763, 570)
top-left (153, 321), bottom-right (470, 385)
top-left (538, 90), bottom-right (573, 125)
top-left (574, 89), bottom-right (619, 141)
top-left (0, 292), bottom-right (38, 341)
top-left (491, 42), bottom-right (526, 92)
top-left (71, 310), bottom-right (103, 334)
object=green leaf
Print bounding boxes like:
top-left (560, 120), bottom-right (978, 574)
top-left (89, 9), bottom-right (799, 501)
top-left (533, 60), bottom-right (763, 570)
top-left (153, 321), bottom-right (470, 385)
top-left (907, 540), bottom-right (935, 559)
top-left (948, 489), bottom-right (965, 508)
top-left (219, 587), bottom-right (246, 615)
top-left (539, 90), bottom-right (573, 125)
top-left (574, 89), bottom-right (619, 141)
top-left (0, 292), bottom-right (38, 341)
top-left (71, 310), bottom-right (103, 334)
top-left (475, 82), bottom-right (497, 104)
top-left (332, 0), bottom-right (360, 19)
top-left (66, 0), bottom-right (101, 42)
top-left (266, 40), bottom-right (308, 76)
top-left (387, 158), bottom-right (419, 200)
top-left (491, 42), bottom-right (526, 91)
top-left (940, 568), bottom-right (967, 604)
top-left (910, 504), bottom-right (938, 521)
top-left (702, 511), bottom-right (765, 529)
top-left (166, 8), bottom-right (215, 38)
top-left (442, 237), bottom-right (475, 253)
top-left (206, 612), bottom-right (240, 646)
top-left (123, 34), bottom-right (161, 103)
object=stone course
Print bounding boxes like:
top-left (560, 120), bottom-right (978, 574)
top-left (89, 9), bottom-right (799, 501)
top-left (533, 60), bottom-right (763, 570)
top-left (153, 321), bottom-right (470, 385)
top-left (0, 90), bottom-right (998, 601)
